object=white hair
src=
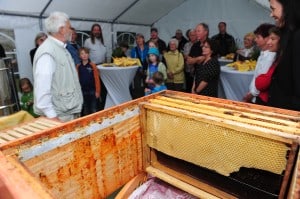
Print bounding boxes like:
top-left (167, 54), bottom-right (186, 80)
top-left (169, 38), bottom-right (179, 48)
top-left (45, 11), bottom-right (69, 34)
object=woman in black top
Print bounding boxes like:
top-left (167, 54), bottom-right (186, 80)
top-left (192, 39), bottom-right (220, 97)
top-left (268, 0), bottom-right (300, 111)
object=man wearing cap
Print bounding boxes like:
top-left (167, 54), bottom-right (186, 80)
top-left (172, 29), bottom-right (188, 52)
top-left (146, 27), bottom-right (167, 54)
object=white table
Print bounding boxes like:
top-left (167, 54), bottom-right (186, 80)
top-left (218, 66), bottom-right (254, 101)
top-left (97, 65), bottom-right (140, 109)
top-left (218, 58), bottom-right (233, 66)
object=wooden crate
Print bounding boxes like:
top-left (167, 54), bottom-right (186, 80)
top-left (0, 91), bottom-right (300, 199)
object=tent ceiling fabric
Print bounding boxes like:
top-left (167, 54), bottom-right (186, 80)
top-left (116, 0), bottom-right (186, 25)
top-left (254, 0), bottom-right (270, 10)
top-left (0, 0), bottom-right (186, 25)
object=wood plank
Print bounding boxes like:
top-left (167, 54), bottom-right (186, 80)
top-left (35, 118), bottom-right (61, 126)
top-left (0, 133), bottom-right (17, 141)
top-left (149, 98), bottom-right (300, 135)
top-left (143, 102), bottom-right (295, 144)
top-left (34, 120), bottom-right (57, 128)
top-left (139, 103), bottom-right (151, 171)
top-left (163, 91), bottom-right (300, 118)
top-left (21, 125), bottom-right (42, 132)
top-left (0, 138), bottom-right (7, 144)
top-left (279, 142), bottom-right (299, 199)
top-left (0, 152), bottom-right (53, 199)
top-left (146, 166), bottom-right (223, 199)
top-left (115, 172), bottom-right (147, 199)
top-left (13, 127), bottom-right (34, 135)
top-left (28, 122), bottom-right (49, 130)
top-left (156, 96), bottom-right (299, 127)
top-left (5, 130), bottom-right (25, 138)
top-left (149, 150), bottom-right (237, 199)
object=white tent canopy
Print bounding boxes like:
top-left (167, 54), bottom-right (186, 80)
top-left (1, 0), bottom-right (188, 26)
top-left (0, 0), bottom-right (273, 80)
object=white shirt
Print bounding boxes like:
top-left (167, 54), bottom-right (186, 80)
top-left (84, 38), bottom-right (107, 64)
top-left (34, 36), bottom-right (66, 118)
top-left (183, 41), bottom-right (194, 72)
top-left (249, 50), bottom-right (276, 102)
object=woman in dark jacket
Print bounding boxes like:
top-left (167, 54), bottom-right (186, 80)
top-left (268, 0), bottom-right (300, 111)
top-left (192, 39), bottom-right (220, 97)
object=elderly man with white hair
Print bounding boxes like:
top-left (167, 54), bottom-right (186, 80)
top-left (33, 11), bottom-right (83, 122)
top-left (163, 38), bottom-right (185, 91)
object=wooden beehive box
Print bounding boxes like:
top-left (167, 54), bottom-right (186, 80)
top-left (1, 91), bottom-right (300, 199)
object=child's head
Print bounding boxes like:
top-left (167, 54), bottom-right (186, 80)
top-left (148, 47), bottom-right (160, 64)
top-left (19, 78), bottom-right (33, 93)
top-left (78, 47), bottom-right (90, 61)
top-left (148, 40), bottom-right (158, 48)
top-left (119, 42), bottom-right (129, 53)
top-left (254, 23), bottom-right (275, 50)
top-left (152, 71), bottom-right (164, 86)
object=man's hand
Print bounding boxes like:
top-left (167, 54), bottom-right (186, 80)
top-left (187, 56), bottom-right (196, 65)
top-left (95, 92), bottom-right (100, 98)
top-left (167, 72), bottom-right (174, 79)
top-left (187, 56), bottom-right (205, 65)
top-left (46, 116), bottom-right (62, 123)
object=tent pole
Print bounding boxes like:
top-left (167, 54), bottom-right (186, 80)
top-left (111, 24), bottom-right (114, 62)
top-left (39, 0), bottom-right (53, 31)
top-left (112, 0), bottom-right (140, 23)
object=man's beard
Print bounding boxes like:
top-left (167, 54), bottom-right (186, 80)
top-left (64, 32), bottom-right (72, 42)
top-left (93, 33), bottom-right (101, 38)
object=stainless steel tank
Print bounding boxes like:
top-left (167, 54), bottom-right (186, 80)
top-left (0, 58), bottom-right (20, 116)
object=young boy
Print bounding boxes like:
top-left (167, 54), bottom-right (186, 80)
top-left (77, 47), bottom-right (101, 116)
top-left (19, 78), bottom-right (39, 117)
top-left (145, 71), bottom-right (167, 95)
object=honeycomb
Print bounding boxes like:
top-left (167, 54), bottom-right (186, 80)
top-left (146, 109), bottom-right (289, 176)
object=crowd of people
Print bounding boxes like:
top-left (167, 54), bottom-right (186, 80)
top-left (16, 0), bottom-right (300, 122)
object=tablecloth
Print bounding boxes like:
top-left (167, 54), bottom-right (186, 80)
top-left (218, 66), bottom-right (254, 101)
top-left (97, 65), bottom-right (140, 109)
top-left (218, 58), bottom-right (233, 66)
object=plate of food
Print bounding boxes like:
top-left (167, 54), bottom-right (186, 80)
top-left (101, 63), bottom-right (114, 67)
top-left (226, 60), bottom-right (257, 72)
top-left (113, 57), bottom-right (141, 67)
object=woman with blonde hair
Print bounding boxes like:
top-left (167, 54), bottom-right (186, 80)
top-left (235, 32), bottom-right (257, 61)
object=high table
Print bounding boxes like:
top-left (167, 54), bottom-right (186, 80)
top-left (97, 65), bottom-right (140, 109)
top-left (218, 66), bottom-right (254, 101)
top-left (218, 58), bottom-right (233, 66)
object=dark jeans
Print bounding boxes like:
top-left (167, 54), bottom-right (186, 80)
top-left (99, 80), bottom-right (107, 110)
top-left (82, 91), bottom-right (98, 116)
top-left (185, 71), bottom-right (194, 93)
top-left (255, 96), bottom-right (268, 106)
top-left (166, 83), bottom-right (184, 92)
top-left (130, 70), bottom-right (145, 99)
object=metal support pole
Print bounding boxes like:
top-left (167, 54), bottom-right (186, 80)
top-left (39, 0), bottom-right (53, 31)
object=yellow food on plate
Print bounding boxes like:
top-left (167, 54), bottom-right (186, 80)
top-left (227, 60), bottom-right (257, 71)
top-left (113, 57), bottom-right (141, 67)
